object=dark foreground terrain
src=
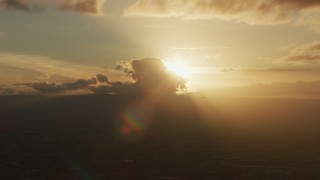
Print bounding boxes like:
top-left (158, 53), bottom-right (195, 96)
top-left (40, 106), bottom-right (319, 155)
top-left (0, 94), bottom-right (320, 179)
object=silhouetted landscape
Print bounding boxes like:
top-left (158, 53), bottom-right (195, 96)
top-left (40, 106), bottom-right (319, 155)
top-left (1, 94), bottom-right (320, 179)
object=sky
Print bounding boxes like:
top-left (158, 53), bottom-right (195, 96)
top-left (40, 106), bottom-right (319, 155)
top-left (0, 0), bottom-right (320, 97)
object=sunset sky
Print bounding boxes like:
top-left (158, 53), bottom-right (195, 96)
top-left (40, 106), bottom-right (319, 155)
top-left (0, 0), bottom-right (319, 97)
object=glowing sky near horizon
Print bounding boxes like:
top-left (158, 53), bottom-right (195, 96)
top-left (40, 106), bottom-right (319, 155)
top-left (0, 0), bottom-right (319, 96)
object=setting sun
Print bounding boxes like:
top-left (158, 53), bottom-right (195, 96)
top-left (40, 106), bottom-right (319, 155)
top-left (1, 1), bottom-right (320, 179)
top-left (164, 61), bottom-right (191, 79)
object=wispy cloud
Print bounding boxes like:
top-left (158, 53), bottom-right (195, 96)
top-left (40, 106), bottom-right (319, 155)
top-left (171, 46), bottom-right (230, 51)
top-left (0, 52), bottom-right (105, 84)
top-left (279, 41), bottom-right (320, 63)
top-left (124, 0), bottom-right (320, 25)
top-left (220, 67), bottom-right (320, 73)
top-left (0, 84), bottom-right (36, 96)
top-left (297, 11), bottom-right (320, 33)
top-left (20, 77), bottom-right (98, 93)
top-left (218, 81), bottom-right (320, 99)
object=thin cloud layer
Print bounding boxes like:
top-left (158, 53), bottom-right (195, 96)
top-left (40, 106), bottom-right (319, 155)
top-left (21, 77), bottom-right (97, 93)
top-left (280, 41), bottom-right (320, 63)
top-left (297, 11), bottom-right (320, 32)
top-left (89, 82), bottom-right (135, 94)
top-left (124, 0), bottom-right (320, 24)
top-left (220, 81), bottom-right (320, 98)
top-left (0, 85), bottom-right (36, 96)
top-left (0, 52), bottom-right (105, 84)
top-left (0, 0), bottom-right (106, 14)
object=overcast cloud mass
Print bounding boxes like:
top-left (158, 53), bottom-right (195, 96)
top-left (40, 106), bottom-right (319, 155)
top-left (125, 0), bottom-right (320, 28)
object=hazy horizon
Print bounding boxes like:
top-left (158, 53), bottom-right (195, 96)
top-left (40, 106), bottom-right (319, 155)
top-left (0, 0), bottom-right (319, 98)
top-left (1, 1), bottom-right (320, 179)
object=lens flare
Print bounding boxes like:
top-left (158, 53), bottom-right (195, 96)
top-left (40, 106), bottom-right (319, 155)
top-left (116, 100), bottom-right (153, 142)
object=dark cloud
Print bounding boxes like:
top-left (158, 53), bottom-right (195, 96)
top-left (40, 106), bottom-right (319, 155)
top-left (0, 85), bottom-right (36, 96)
top-left (0, 87), bottom-right (18, 96)
top-left (63, 78), bottom-right (97, 89)
top-left (280, 41), bottom-right (320, 63)
top-left (59, 0), bottom-right (105, 14)
top-left (0, 0), bottom-right (106, 14)
top-left (96, 74), bottom-right (109, 83)
top-left (0, 0), bottom-right (45, 11)
top-left (19, 58), bottom-right (188, 95)
top-left (115, 61), bottom-right (135, 78)
top-left (0, 0), bottom-right (28, 11)
top-left (120, 57), bottom-right (187, 93)
top-left (125, 0), bottom-right (320, 24)
top-left (130, 58), bottom-right (166, 80)
top-left (91, 58), bottom-right (188, 94)
top-left (20, 77), bottom-right (97, 93)
top-left (90, 82), bottom-right (135, 94)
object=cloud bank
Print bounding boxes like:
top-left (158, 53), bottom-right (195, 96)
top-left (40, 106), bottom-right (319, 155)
top-left (20, 77), bottom-right (98, 93)
top-left (11, 57), bottom-right (188, 95)
top-left (0, 0), bottom-right (106, 14)
top-left (124, 0), bottom-right (320, 25)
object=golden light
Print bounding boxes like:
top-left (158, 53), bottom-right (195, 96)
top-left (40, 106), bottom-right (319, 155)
top-left (164, 61), bottom-right (191, 79)
top-left (163, 55), bottom-right (195, 92)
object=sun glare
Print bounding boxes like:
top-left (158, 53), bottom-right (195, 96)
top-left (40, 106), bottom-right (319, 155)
top-left (164, 61), bottom-right (190, 79)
